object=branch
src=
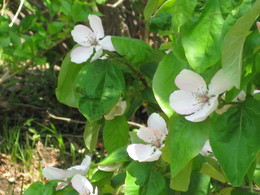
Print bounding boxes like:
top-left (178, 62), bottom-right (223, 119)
top-left (9, 0), bottom-right (25, 27)
top-left (107, 0), bottom-right (124, 8)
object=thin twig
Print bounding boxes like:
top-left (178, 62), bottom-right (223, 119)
top-left (107, 0), bottom-right (124, 8)
top-left (47, 111), bottom-right (86, 124)
top-left (1, 0), bottom-right (7, 16)
top-left (47, 111), bottom-right (144, 128)
top-left (9, 0), bottom-right (25, 27)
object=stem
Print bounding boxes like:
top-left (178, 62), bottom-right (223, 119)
top-left (9, 0), bottom-right (25, 27)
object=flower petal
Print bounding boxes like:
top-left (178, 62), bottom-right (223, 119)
top-left (71, 174), bottom-right (96, 195)
top-left (169, 90), bottom-right (200, 115)
top-left (200, 140), bottom-right (212, 156)
top-left (42, 167), bottom-right (67, 180)
top-left (98, 163), bottom-right (121, 172)
top-left (81, 155), bottom-right (91, 167)
top-left (147, 113), bottom-right (168, 135)
top-left (88, 15), bottom-right (104, 39)
top-left (137, 127), bottom-right (166, 146)
top-left (66, 165), bottom-right (88, 178)
top-left (208, 69), bottom-right (233, 95)
top-left (185, 96), bottom-right (219, 122)
top-left (175, 69), bottom-right (207, 93)
top-left (127, 144), bottom-right (162, 162)
top-left (91, 46), bottom-right (103, 62)
top-left (100, 36), bottom-right (115, 51)
top-left (70, 46), bottom-right (94, 64)
top-left (71, 24), bottom-right (93, 47)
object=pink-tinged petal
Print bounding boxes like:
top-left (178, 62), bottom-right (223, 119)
top-left (257, 21), bottom-right (260, 32)
top-left (100, 36), bottom-right (115, 51)
top-left (208, 69), bottom-right (233, 95)
top-left (147, 113), bottom-right (168, 135)
top-left (71, 24), bottom-right (93, 47)
top-left (200, 140), bottom-right (212, 156)
top-left (169, 90), bottom-right (200, 115)
top-left (42, 167), bottom-right (67, 180)
top-left (175, 69), bottom-right (207, 93)
top-left (81, 155), bottom-right (91, 167)
top-left (91, 46), bottom-right (103, 62)
top-left (185, 96), bottom-right (219, 122)
top-left (127, 144), bottom-right (162, 162)
top-left (137, 127), bottom-right (166, 146)
top-left (88, 15), bottom-right (104, 39)
top-left (70, 46), bottom-right (94, 64)
top-left (71, 174), bottom-right (96, 195)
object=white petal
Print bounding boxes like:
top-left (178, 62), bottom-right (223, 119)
top-left (98, 163), bottom-right (121, 172)
top-left (185, 96), bottom-right (219, 122)
top-left (169, 90), bottom-right (200, 115)
top-left (127, 144), bottom-right (162, 162)
top-left (100, 36), bottom-right (115, 51)
top-left (71, 174), bottom-right (96, 195)
top-left (70, 46), bottom-right (94, 64)
top-left (66, 165), bottom-right (88, 178)
top-left (200, 140), bottom-right (212, 156)
top-left (147, 113), bottom-right (168, 135)
top-left (81, 155), bottom-right (91, 167)
top-left (104, 99), bottom-right (127, 120)
top-left (232, 90), bottom-right (246, 102)
top-left (71, 24), bottom-right (93, 47)
top-left (175, 69), bottom-right (207, 93)
top-left (42, 167), bottom-right (67, 180)
top-left (91, 46), bottom-right (103, 62)
top-left (137, 127), bottom-right (166, 146)
top-left (56, 182), bottom-right (68, 190)
top-left (208, 69), bottom-right (233, 95)
top-left (88, 15), bottom-right (104, 39)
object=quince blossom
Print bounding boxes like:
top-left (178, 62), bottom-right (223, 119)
top-left (43, 155), bottom-right (96, 193)
top-left (127, 113), bottom-right (168, 162)
top-left (200, 140), bottom-right (213, 156)
top-left (169, 69), bottom-right (233, 122)
top-left (70, 15), bottom-right (115, 64)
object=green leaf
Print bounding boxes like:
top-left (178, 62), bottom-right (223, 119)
top-left (103, 116), bottom-right (129, 154)
top-left (125, 162), bottom-right (153, 195)
top-left (83, 121), bottom-right (101, 152)
top-left (75, 60), bottom-right (125, 121)
top-left (210, 96), bottom-right (260, 186)
top-left (99, 146), bottom-right (130, 165)
top-left (153, 45), bottom-right (189, 117)
top-left (56, 52), bottom-right (83, 107)
top-left (182, 0), bottom-right (224, 72)
top-left (149, 12), bottom-right (172, 33)
top-left (112, 36), bottom-right (156, 67)
top-left (24, 181), bottom-right (57, 195)
top-left (170, 116), bottom-right (210, 178)
top-left (145, 169), bottom-right (166, 194)
top-left (171, 0), bottom-right (197, 32)
top-left (200, 161), bottom-right (226, 183)
top-left (170, 160), bottom-right (193, 191)
top-left (144, 0), bottom-right (165, 20)
top-left (47, 21), bottom-right (64, 34)
top-left (222, 0), bottom-right (260, 88)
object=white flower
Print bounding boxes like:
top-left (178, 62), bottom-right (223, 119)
top-left (127, 113), bottom-right (168, 162)
top-left (70, 15), bottom-right (115, 64)
top-left (169, 69), bottom-right (233, 122)
top-left (71, 174), bottom-right (98, 195)
top-left (42, 155), bottom-right (91, 181)
top-left (200, 140), bottom-right (212, 156)
top-left (104, 98), bottom-right (127, 120)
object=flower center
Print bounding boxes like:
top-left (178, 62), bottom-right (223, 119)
top-left (149, 128), bottom-right (164, 148)
top-left (196, 93), bottom-right (210, 104)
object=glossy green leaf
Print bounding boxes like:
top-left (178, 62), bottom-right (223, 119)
top-left (182, 0), bottom-right (224, 72)
top-left (153, 44), bottom-right (189, 117)
top-left (171, 0), bottom-right (197, 32)
top-left (103, 116), bottom-right (129, 154)
top-left (200, 162), bottom-right (226, 183)
top-left (210, 96), bottom-right (260, 186)
top-left (56, 52), bottom-right (83, 108)
top-left (83, 121), bottom-right (101, 152)
top-left (98, 146), bottom-right (130, 165)
top-left (75, 60), bottom-right (125, 121)
top-left (222, 0), bottom-right (260, 88)
top-left (170, 116), bottom-right (210, 178)
top-left (24, 181), bottom-right (57, 195)
top-left (170, 160), bottom-right (192, 191)
top-left (145, 169), bottom-right (167, 194)
top-left (112, 36), bottom-right (157, 67)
